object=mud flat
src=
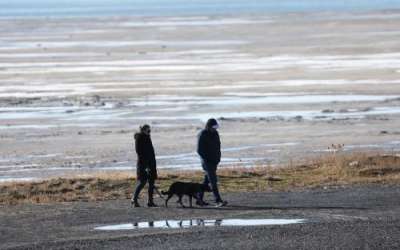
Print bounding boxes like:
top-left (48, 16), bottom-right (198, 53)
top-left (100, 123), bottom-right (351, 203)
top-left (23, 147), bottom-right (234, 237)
top-left (1, 11), bottom-right (400, 181)
top-left (1, 186), bottom-right (400, 249)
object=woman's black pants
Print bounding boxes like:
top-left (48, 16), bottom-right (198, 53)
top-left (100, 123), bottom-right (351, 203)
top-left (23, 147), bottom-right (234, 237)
top-left (132, 176), bottom-right (155, 203)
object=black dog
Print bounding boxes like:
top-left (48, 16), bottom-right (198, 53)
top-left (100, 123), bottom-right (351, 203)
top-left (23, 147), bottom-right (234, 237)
top-left (162, 182), bottom-right (211, 208)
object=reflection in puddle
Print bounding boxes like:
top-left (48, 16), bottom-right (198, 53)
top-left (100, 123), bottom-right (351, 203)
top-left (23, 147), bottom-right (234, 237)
top-left (94, 219), bottom-right (305, 231)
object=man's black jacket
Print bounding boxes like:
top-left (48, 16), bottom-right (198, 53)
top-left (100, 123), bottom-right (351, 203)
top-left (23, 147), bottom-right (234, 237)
top-left (134, 132), bottom-right (157, 180)
top-left (197, 129), bottom-right (221, 165)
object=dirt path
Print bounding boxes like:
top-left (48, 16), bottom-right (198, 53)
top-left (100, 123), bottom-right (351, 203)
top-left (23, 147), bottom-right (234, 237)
top-left (1, 185), bottom-right (400, 249)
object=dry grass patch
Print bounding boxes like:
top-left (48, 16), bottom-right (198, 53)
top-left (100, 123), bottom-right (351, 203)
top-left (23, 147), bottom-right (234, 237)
top-left (1, 152), bottom-right (400, 205)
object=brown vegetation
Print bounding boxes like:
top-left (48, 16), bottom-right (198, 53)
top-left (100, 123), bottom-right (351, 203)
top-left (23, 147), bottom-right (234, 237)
top-left (1, 152), bottom-right (400, 205)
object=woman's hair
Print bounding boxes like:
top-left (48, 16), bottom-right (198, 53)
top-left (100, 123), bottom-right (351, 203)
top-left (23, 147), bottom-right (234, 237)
top-left (140, 124), bottom-right (151, 132)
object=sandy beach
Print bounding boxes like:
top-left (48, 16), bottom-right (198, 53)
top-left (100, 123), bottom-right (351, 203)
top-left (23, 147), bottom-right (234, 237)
top-left (1, 11), bottom-right (400, 182)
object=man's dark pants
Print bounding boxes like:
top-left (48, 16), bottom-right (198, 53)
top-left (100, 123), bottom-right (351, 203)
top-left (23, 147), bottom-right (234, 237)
top-left (200, 160), bottom-right (222, 202)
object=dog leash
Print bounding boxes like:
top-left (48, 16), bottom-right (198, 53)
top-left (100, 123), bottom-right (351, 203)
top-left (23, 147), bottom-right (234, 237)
top-left (153, 185), bottom-right (166, 201)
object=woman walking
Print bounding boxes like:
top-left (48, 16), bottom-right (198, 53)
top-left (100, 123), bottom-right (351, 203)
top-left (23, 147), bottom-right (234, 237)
top-left (131, 124), bottom-right (158, 207)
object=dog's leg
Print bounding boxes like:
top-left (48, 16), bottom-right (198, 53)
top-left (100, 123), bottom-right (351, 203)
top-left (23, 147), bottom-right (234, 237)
top-left (194, 192), bottom-right (203, 203)
top-left (189, 195), bottom-right (193, 208)
top-left (177, 195), bottom-right (185, 208)
top-left (194, 193), bottom-right (200, 202)
top-left (165, 194), bottom-right (173, 208)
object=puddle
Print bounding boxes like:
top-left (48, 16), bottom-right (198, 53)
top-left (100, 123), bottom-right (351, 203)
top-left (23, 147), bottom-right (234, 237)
top-left (94, 219), bottom-right (305, 231)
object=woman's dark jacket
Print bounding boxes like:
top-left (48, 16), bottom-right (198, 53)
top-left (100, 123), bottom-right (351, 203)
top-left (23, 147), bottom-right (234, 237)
top-left (197, 129), bottom-right (221, 166)
top-left (134, 132), bottom-right (157, 180)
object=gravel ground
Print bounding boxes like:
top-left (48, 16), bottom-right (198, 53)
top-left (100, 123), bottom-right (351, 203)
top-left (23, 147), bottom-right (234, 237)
top-left (1, 185), bottom-right (400, 250)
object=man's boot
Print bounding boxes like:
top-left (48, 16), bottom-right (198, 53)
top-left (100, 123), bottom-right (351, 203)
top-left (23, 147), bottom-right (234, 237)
top-left (147, 201), bottom-right (158, 207)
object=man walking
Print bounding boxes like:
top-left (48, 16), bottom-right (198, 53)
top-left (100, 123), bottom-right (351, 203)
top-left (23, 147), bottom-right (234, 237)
top-left (131, 124), bottom-right (158, 207)
top-left (197, 118), bottom-right (227, 207)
